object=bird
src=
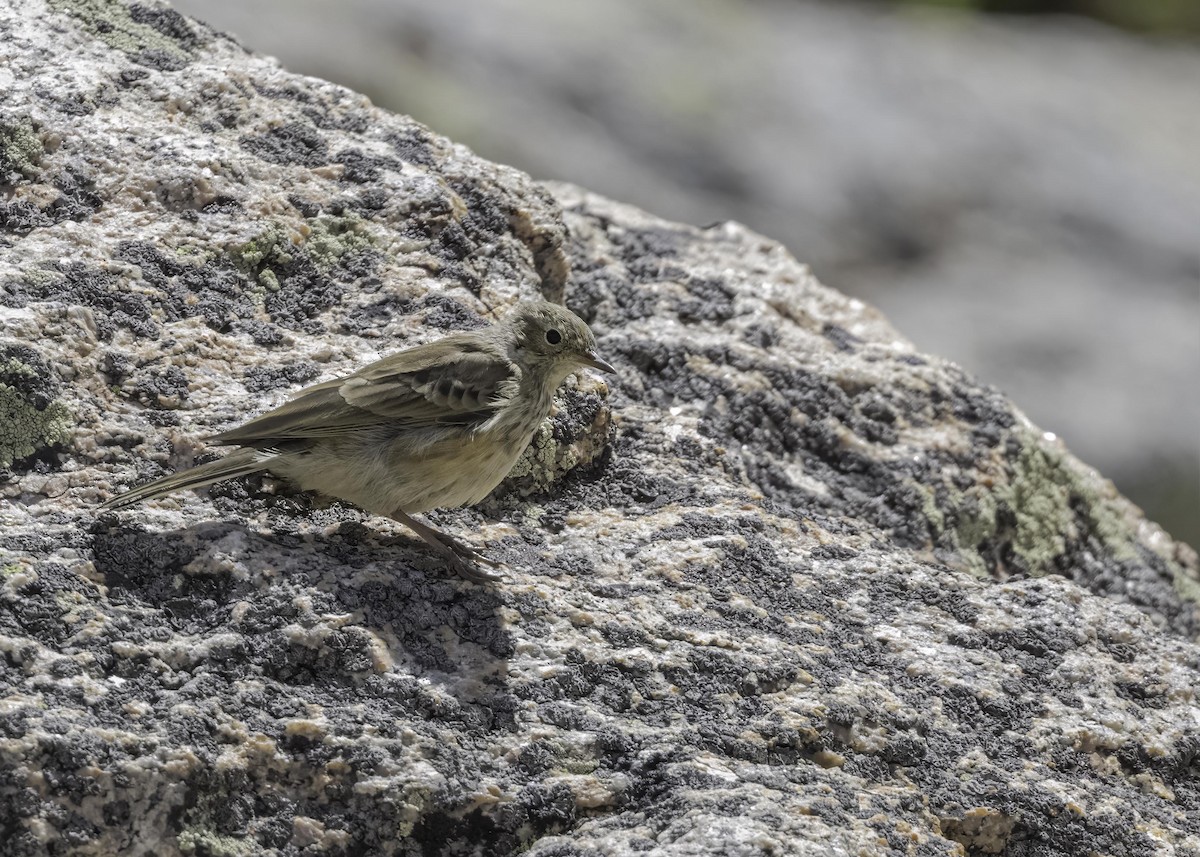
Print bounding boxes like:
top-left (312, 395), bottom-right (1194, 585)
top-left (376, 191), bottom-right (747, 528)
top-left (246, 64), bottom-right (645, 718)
top-left (100, 300), bottom-right (616, 582)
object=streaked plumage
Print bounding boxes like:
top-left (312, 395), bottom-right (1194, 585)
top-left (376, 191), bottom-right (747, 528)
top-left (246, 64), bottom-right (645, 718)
top-left (101, 301), bottom-right (615, 581)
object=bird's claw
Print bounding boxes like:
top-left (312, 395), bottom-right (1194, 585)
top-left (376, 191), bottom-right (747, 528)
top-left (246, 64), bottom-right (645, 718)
top-left (440, 535), bottom-right (508, 582)
top-left (445, 549), bottom-right (507, 583)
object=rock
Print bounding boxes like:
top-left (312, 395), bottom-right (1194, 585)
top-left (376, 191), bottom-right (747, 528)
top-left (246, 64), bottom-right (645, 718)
top-left (1, 1), bottom-right (1197, 855)
top-left (168, 0), bottom-right (1200, 550)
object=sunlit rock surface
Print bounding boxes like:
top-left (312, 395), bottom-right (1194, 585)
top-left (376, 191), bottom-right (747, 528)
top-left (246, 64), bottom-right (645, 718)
top-left (1, 2), bottom-right (1197, 855)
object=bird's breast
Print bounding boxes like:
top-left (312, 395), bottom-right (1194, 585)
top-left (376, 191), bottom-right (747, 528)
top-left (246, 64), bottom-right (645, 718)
top-left (386, 388), bottom-right (555, 513)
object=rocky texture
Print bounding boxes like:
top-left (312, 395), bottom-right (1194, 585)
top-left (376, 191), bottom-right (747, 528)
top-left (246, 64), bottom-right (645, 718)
top-left (170, 0), bottom-right (1200, 550)
top-left (1, 1), bottom-right (1199, 855)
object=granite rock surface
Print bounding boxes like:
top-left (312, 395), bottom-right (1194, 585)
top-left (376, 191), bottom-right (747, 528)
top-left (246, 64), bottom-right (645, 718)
top-left (168, 0), bottom-right (1200, 549)
top-left (1, 1), bottom-right (1198, 855)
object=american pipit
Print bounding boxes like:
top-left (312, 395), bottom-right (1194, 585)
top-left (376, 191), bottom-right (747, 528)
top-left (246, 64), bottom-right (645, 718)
top-left (101, 301), bottom-right (615, 581)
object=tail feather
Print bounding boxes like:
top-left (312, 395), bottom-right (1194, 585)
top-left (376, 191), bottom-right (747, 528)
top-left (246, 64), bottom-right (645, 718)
top-left (100, 448), bottom-right (274, 511)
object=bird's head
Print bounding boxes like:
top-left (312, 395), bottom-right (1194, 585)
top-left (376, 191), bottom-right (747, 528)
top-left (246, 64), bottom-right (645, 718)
top-left (505, 301), bottom-right (615, 384)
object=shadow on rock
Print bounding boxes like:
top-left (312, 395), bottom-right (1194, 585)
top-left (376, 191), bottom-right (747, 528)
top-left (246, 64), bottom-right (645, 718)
top-left (88, 515), bottom-right (514, 727)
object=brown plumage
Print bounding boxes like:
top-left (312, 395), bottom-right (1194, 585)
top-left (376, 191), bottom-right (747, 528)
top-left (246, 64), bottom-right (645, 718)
top-left (101, 301), bottom-right (615, 581)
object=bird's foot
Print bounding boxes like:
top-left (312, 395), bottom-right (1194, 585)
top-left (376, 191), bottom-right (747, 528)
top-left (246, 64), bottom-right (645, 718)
top-left (442, 542), bottom-right (508, 583)
top-left (390, 510), bottom-right (507, 583)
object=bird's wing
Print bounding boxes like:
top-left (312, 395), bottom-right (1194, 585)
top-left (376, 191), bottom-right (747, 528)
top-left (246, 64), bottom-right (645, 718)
top-left (208, 334), bottom-right (516, 447)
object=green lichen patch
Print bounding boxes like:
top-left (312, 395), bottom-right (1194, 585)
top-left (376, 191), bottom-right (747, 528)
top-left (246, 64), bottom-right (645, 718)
top-left (228, 224), bottom-right (294, 287)
top-left (998, 442), bottom-right (1077, 571)
top-left (0, 386), bottom-right (72, 468)
top-left (177, 828), bottom-right (255, 857)
top-left (171, 789), bottom-right (257, 856)
top-left (227, 216), bottom-right (380, 330)
top-left (305, 215), bottom-right (374, 273)
top-left (230, 216), bottom-right (373, 279)
top-left (0, 117), bottom-right (44, 180)
top-left (47, 0), bottom-right (203, 70)
top-left (938, 432), bottom-right (1147, 579)
top-left (0, 345), bottom-right (73, 468)
top-left (504, 387), bottom-right (612, 496)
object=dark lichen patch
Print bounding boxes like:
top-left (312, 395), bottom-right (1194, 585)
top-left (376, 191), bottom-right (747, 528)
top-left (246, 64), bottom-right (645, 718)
top-left (47, 0), bottom-right (199, 69)
top-left (938, 783), bottom-right (1158, 857)
top-left (254, 625), bottom-right (384, 686)
top-left (674, 276), bottom-right (737, 324)
top-left (301, 104), bottom-right (372, 135)
top-left (129, 47), bottom-right (187, 72)
top-left (239, 121), bottom-right (330, 168)
top-left (251, 81), bottom-right (320, 105)
top-left (385, 127), bottom-right (437, 167)
top-left (0, 560), bottom-right (104, 649)
top-left (115, 241), bottom-right (253, 332)
top-left (948, 377), bottom-right (1016, 431)
top-left (335, 147), bottom-right (400, 184)
top-left (355, 186), bottom-right (390, 213)
top-left (0, 199), bottom-right (54, 233)
top-left (49, 168), bottom-right (104, 220)
top-left (550, 389), bottom-right (606, 446)
top-left (233, 320), bottom-right (284, 346)
top-left (1055, 528), bottom-right (1200, 639)
top-left (741, 322), bottom-right (779, 349)
top-left (425, 175), bottom-right (542, 293)
top-left (429, 189), bottom-right (506, 288)
top-left (418, 294), bottom-right (486, 331)
top-left (116, 67), bottom-right (151, 87)
top-left (608, 225), bottom-right (687, 285)
top-left (242, 361), bottom-right (320, 393)
top-left (127, 364), bottom-right (189, 409)
top-left (142, 167), bottom-right (230, 212)
top-left (600, 339), bottom-right (939, 549)
top-left (287, 195), bottom-right (323, 218)
top-left (822, 323), bottom-right (863, 353)
top-left (567, 266), bottom-right (658, 327)
top-left (126, 3), bottom-right (201, 50)
top-left (16, 262), bottom-right (156, 339)
top-left (34, 83), bottom-right (102, 116)
top-left (200, 195), bottom-right (243, 216)
top-left (339, 296), bottom-right (412, 337)
top-left (261, 255), bottom-right (343, 333)
top-left (91, 526), bottom-right (199, 596)
top-left (0, 168), bottom-right (102, 235)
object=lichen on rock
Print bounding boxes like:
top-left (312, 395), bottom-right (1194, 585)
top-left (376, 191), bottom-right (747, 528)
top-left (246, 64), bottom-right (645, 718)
top-left (0, 116), bottom-right (44, 181)
top-left (1, 1), bottom-right (1198, 856)
top-left (0, 342), bottom-right (73, 468)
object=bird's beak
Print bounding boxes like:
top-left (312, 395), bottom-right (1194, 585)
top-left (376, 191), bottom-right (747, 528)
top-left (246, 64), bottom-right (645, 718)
top-left (579, 350), bottom-right (617, 374)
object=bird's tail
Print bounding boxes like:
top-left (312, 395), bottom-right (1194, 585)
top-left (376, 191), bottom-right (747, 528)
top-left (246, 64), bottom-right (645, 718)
top-left (100, 447), bottom-right (275, 511)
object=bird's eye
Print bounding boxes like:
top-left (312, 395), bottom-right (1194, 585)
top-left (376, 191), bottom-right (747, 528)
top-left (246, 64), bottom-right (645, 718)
top-left (545, 328), bottom-right (562, 345)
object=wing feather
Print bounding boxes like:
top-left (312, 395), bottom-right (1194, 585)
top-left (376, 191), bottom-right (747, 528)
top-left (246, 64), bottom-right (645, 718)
top-left (208, 333), bottom-right (515, 448)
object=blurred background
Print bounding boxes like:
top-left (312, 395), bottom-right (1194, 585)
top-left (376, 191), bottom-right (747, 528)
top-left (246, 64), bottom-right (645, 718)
top-left (171, 0), bottom-right (1199, 549)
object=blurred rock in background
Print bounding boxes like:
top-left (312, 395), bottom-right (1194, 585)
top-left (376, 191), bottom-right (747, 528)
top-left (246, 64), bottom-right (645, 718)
top-left (171, 0), bottom-right (1200, 548)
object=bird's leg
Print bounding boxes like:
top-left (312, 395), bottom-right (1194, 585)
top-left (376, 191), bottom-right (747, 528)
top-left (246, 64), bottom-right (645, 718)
top-left (389, 509), bottom-right (506, 583)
